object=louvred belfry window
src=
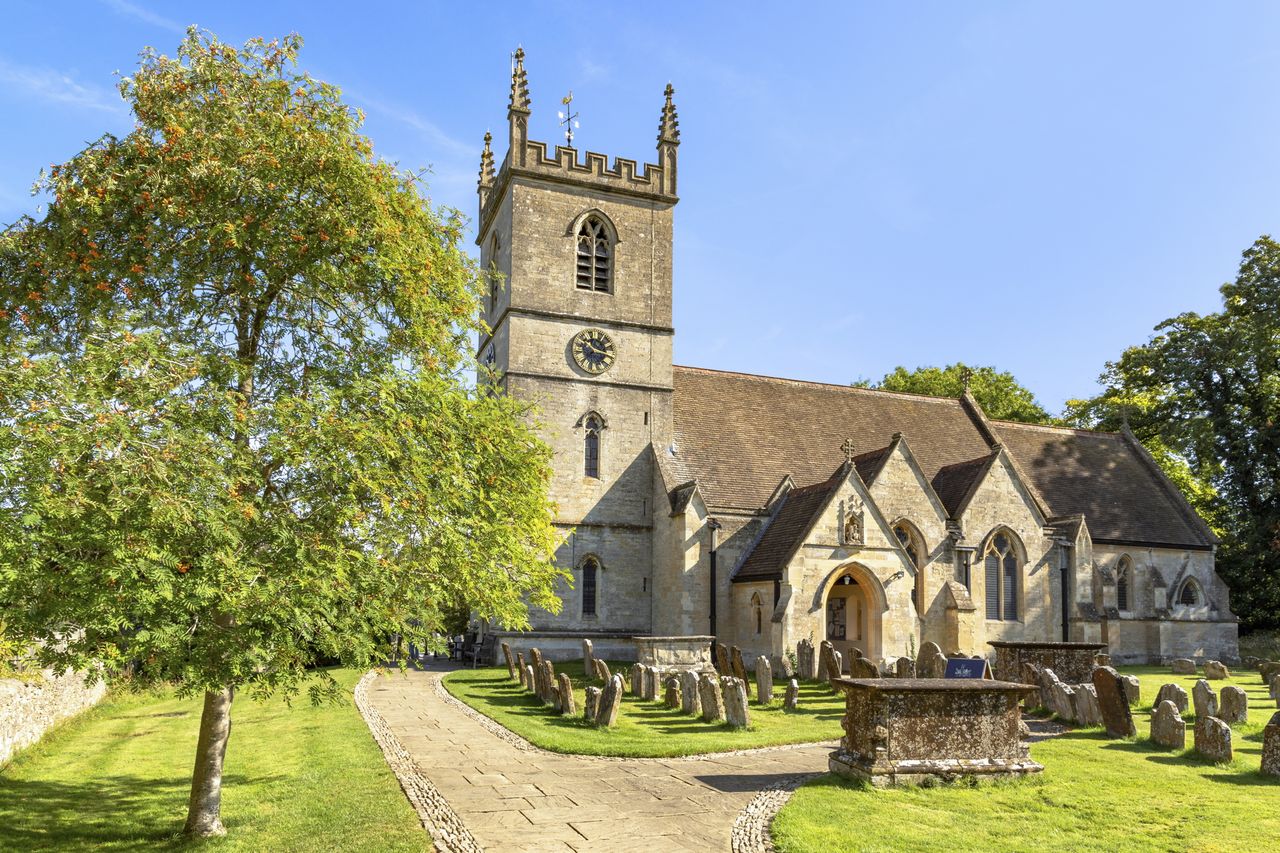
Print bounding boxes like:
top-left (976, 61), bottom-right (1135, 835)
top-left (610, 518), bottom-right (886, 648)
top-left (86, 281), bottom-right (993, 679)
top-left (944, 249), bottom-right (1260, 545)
top-left (583, 415), bottom-right (601, 479)
top-left (576, 216), bottom-right (611, 292)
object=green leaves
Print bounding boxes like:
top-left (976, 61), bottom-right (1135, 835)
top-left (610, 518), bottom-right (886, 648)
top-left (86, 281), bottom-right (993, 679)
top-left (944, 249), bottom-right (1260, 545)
top-left (856, 363), bottom-right (1053, 424)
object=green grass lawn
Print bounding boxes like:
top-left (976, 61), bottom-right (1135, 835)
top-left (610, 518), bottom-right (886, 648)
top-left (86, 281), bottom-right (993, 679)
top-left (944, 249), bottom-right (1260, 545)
top-left (0, 668), bottom-right (427, 852)
top-left (442, 661), bottom-right (846, 757)
top-left (772, 666), bottom-right (1280, 852)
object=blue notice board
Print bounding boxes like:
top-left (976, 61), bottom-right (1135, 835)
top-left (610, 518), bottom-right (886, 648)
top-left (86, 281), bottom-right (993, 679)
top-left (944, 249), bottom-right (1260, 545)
top-left (944, 658), bottom-right (991, 679)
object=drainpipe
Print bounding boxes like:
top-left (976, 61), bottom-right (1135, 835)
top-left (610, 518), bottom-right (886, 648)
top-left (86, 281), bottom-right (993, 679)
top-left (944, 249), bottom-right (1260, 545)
top-left (1058, 540), bottom-right (1072, 642)
top-left (707, 518), bottom-right (722, 638)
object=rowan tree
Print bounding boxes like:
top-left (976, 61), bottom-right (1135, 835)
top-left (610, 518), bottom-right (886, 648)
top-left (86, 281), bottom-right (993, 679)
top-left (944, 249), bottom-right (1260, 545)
top-left (0, 29), bottom-right (563, 836)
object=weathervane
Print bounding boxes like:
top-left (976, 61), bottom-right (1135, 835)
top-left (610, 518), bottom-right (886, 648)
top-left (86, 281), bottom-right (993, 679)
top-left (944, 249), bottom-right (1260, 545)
top-left (558, 91), bottom-right (580, 147)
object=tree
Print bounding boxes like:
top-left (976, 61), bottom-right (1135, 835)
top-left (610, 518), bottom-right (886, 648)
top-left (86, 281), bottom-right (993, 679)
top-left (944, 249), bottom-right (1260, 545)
top-left (0, 30), bottom-right (563, 836)
top-left (1064, 235), bottom-right (1280, 631)
top-left (854, 363), bottom-right (1053, 424)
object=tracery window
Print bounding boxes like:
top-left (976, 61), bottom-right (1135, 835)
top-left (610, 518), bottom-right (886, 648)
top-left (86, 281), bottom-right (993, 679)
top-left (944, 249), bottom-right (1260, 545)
top-left (575, 216), bottom-right (612, 292)
top-left (581, 557), bottom-right (599, 617)
top-left (488, 235), bottom-right (501, 316)
top-left (983, 530), bottom-right (1021, 621)
top-left (1116, 556), bottom-right (1132, 612)
top-left (1177, 578), bottom-right (1200, 607)
top-left (583, 415), bottom-right (602, 479)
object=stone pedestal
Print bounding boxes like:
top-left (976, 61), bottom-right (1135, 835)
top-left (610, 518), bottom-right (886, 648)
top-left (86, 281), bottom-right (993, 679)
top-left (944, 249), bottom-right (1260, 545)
top-left (989, 641), bottom-right (1106, 685)
top-left (827, 678), bottom-right (1042, 787)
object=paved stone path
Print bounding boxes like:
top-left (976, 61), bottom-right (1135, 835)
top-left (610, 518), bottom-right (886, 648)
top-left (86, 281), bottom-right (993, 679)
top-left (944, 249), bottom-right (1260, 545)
top-left (364, 665), bottom-right (833, 852)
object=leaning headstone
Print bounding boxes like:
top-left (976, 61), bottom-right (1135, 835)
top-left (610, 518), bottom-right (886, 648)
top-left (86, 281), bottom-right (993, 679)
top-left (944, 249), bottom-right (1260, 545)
top-left (828, 650), bottom-right (844, 687)
top-left (501, 642), bottom-right (516, 679)
top-left (916, 641), bottom-right (948, 679)
top-left (595, 659), bottom-right (611, 683)
top-left (1259, 661), bottom-right (1280, 685)
top-left (1092, 666), bottom-right (1138, 738)
top-left (818, 641), bottom-right (835, 679)
top-left (1263, 712), bottom-right (1280, 777)
top-left (755, 655), bottom-right (774, 704)
top-left (714, 642), bottom-right (731, 676)
top-left (582, 639), bottom-right (595, 680)
top-left (784, 678), bottom-right (800, 711)
top-left (850, 656), bottom-right (880, 679)
top-left (1119, 675), bottom-right (1141, 707)
top-left (1171, 658), bottom-right (1197, 675)
top-left (596, 674), bottom-right (624, 727)
top-left (1219, 685), bottom-right (1249, 724)
top-left (1094, 653), bottom-right (1112, 667)
top-left (1192, 679), bottom-right (1218, 719)
top-left (529, 647), bottom-right (544, 671)
top-left (630, 663), bottom-right (644, 697)
top-left (1194, 716), bottom-right (1232, 762)
top-left (895, 657), bottom-right (916, 679)
top-left (538, 660), bottom-right (554, 704)
top-left (557, 672), bottom-right (576, 716)
top-left (1203, 660), bottom-right (1230, 680)
top-left (1150, 700), bottom-right (1187, 749)
top-left (730, 646), bottom-right (750, 693)
top-left (1050, 680), bottom-right (1078, 721)
top-left (679, 669), bottom-right (702, 716)
top-left (722, 677), bottom-right (751, 729)
top-left (516, 653), bottom-right (527, 687)
top-left (774, 655), bottom-right (795, 680)
top-left (584, 686), bottom-right (601, 722)
top-left (1038, 667), bottom-right (1061, 711)
top-left (1154, 683), bottom-right (1190, 715)
top-left (663, 676), bottom-right (681, 710)
top-left (1074, 684), bottom-right (1103, 726)
top-left (797, 639), bottom-right (816, 680)
top-left (699, 674), bottom-right (726, 723)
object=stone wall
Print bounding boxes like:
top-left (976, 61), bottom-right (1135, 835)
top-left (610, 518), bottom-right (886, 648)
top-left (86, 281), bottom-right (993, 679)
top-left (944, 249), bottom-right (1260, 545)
top-left (0, 668), bottom-right (106, 766)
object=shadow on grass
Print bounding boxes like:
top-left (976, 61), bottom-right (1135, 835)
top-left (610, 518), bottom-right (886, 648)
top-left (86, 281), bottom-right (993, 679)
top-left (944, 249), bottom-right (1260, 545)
top-left (0, 773), bottom-right (278, 849)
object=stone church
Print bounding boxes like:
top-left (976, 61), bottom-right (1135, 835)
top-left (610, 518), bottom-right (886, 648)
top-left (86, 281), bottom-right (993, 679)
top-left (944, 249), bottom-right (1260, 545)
top-left (478, 50), bottom-right (1239, 668)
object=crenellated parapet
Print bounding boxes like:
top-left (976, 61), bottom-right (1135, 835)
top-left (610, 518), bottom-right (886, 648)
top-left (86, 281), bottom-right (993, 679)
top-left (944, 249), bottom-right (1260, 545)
top-left (478, 48), bottom-right (678, 238)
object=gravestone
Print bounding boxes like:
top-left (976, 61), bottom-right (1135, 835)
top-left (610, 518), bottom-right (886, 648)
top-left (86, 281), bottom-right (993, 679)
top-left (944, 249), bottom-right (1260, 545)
top-left (630, 663), bottom-right (644, 697)
top-left (596, 674), bottom-right (624, 727)
top-left (679, 669), bottom-right (702, 716)
top-left (828, 650), bottom-right (844, 687)
top-left (664, 676), bottom-right (681, 710)
top-left (1094, 653), bottom-right (1112, 667)
top-left (582, 639), bottom-right (595, 678)
top-left (1260, 661), bottom-right (1280, 685)
top-left (1091, 666), bottom-right (1137, 737)
top-left (1194, 716), bottom-right (1232, 762)
top-left (1150, 700), bottom-right (1187, 749)
top-left (818, 641), bottom-right (836, 680)
top-left (722, 677), bottom-right (751, 729)
top-left (1171, 658), bottom-right (1197, 675)
top-left (1154, 683), bottom-right (1189, 715)
top-left (643, 665), bottom-right (659, 701)
top-left (851, 656), bottom-right (880, 679)
top-left (1050, 680), bottom-right (1077, 721)
top-left (784, 678), bottom-right (800, 711)
top-left (516, 653), bottom-right (527, 688)
top-left (714, 642), bottom-right (731, 676)
top-left (1219, 685), bottom-right (1249, 724)
top-left (1204, 660), bottom-right (1230, 680)
top-left (523, 664), bottom-right (535, 694)
top-left (501, 642), bottom-right (516, 679)
top-left (595, 659), bottom-right (611, 683)
top-left (699, 674), bottom-right (726, 723)
top-left (584, 686), bottom-right (601, 722)
top-left (774, 655), bottom-right (795, 680)
top-left (540, 660), bottom-right (557, 705)
top-left (797, 639), bottom-right (817, 680)
top-left (1192, 679), bottom-right (1218, 719)
top-left (1036, 667), bottom-right (1059, 711)
top-left (1270, 674), bottom-right (1280, 706)
top-left (916, 642), bottom-right (948, 679)
top-left (755, 656), bottom-right (774, 704)
top-left (529, 647), bottom-right (544, 671)
top-left (896, 657), bottom-right (916, 679)
top-left (1263, 712), bottom-right (1280, 777)
top-left (1119, 675), bottom-right (1141, 707)
top-left (557, 672), bottom-right (576, 716)
top-left (1074, 684), bottom-right (1103, 726)
top-left (730, 646), bottom-right (750, 693)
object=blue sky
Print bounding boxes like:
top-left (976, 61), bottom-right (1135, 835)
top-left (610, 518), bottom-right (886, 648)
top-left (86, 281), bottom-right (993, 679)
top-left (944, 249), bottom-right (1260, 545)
top-left (4, 2), bottom-right (1279, 411)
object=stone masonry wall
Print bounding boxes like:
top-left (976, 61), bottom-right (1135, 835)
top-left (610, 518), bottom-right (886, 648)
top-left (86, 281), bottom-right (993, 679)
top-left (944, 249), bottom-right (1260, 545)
top-left (0, 668), bottom-right (106, 766)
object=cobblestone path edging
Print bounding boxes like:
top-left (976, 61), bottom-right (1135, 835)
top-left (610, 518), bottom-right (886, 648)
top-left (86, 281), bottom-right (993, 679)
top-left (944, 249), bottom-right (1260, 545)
top-left (730, 773), bottom-right (819, 853)
top-left (354, 670), bottom-right (483, 853)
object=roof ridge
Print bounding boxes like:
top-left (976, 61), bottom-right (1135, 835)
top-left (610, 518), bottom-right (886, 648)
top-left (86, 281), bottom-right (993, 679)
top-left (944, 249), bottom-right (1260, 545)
top-left (672, 364), bottom-right (968, 405)
top-left (990, 418), bottom-right (1125, 439)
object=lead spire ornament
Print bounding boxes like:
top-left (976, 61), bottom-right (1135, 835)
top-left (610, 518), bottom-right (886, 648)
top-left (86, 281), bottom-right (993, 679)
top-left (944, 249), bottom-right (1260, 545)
top-left (658, 82), bottom-right (680, 145)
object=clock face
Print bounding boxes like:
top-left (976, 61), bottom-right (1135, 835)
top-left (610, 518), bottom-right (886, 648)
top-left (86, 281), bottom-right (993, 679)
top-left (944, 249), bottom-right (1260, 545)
top-left (572, 328), bottom-right (616, 374)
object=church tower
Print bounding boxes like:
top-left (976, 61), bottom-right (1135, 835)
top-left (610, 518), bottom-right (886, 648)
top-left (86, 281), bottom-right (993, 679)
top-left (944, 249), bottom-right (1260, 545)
top-left (475, 49), bottom-right (679, 634)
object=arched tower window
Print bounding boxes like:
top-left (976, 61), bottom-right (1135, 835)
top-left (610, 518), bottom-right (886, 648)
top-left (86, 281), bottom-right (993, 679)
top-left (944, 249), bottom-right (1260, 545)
top-left (892, 521), bottom-right (925, 614)
top-left (1177, 578), bottom-right (1201, 607)
top-left (983, 529), bottom-right (1021, 622)
top-left (581, 556), bottom-right (600, 617)
top-left (575, 216), bottom-right (612, 292)
top-left (751, 592), bottom-right (763, 635)
top-left (1116, 556), bottom-right (1132, 612)
top-left (583, 414), bottom-right (602, 479)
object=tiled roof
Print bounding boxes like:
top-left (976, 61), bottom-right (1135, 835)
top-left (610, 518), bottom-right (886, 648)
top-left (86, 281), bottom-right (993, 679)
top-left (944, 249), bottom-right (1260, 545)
top-left (670, 365), bottom-right (1213, 549)
top-left (991, 421), bottom-right (1215, 548)
top-left (733, 471), bottom-right (842, 582)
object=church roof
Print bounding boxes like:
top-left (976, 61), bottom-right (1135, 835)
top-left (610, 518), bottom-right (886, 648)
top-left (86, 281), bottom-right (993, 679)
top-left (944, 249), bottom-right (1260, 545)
top-left (669, 365), bottom-right (1214, 550)
top-left (733, 469), bottom-right (843, 583)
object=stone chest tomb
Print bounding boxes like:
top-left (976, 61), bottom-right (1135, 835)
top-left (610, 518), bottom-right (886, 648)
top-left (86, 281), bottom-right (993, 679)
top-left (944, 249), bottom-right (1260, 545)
top-left (990, 641), bottom-right (1107, 685)
top-left (828, 678), bottom-right (1042, 787)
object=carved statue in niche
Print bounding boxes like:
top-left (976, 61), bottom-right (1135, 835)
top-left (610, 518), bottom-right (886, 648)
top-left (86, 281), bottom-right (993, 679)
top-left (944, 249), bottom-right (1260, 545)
top-left (843, 511), bottom-right (863, 546)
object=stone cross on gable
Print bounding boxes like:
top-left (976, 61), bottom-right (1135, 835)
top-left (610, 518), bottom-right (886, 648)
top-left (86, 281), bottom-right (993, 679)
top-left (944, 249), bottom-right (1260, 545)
top-left (841, 438), bottom-right (856, 464)
top-left (960, 366), bottom-right (974, 391)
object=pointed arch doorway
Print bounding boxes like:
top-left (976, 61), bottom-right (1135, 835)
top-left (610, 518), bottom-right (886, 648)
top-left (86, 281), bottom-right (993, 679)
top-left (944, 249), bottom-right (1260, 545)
top-left (823, 565), bottom-right (883, 667)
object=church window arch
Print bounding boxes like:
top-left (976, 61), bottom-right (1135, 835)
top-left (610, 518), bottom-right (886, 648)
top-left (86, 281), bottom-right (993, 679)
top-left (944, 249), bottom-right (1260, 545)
top-left (982, 528), bottom-right (1023, 622)
top-left (1116, 556), bottom-right (1132, 612)
top-left (892, 520), bottom-right (926, 614)
top-left (488, 234), bottom-right (501, 316)
top-left (582, 413), bottom-right (603, 479)
top-left (1177, 577), bottom-right (1201, 608)
top-left (575, 214), bottom-right (613, 292)
top-left (751, 592), bottom-right (763, 635)
top-left (580, 555), bottom-right (601, 617)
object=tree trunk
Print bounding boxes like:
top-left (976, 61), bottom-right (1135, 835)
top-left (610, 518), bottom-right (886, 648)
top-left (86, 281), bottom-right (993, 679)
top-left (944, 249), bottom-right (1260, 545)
top-left (183, 686), bottom-right (234, 837)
